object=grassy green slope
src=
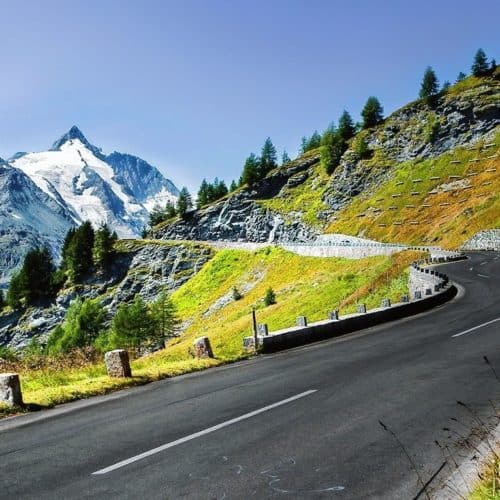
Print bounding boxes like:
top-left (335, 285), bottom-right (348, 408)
top-left (326, 131), bottom-right (499, 248)
top-left (152, 247), bottom-right (421, 362)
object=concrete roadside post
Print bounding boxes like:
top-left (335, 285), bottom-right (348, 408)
top-left (329, 310), bottom-right (339, 320)
top-left (104, 350), bottom-right (132, 378)
top-left (193, 337), bottom-right (214, 359)
top-left (0, 373), bottom-right (23, 407)
top-left (297, 316), bottom-right (308, 327)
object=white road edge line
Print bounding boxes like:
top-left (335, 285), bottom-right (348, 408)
top-left (92, 389), bottom-right (317, 475)
top-left (452, 318), bottom-right (500, 338)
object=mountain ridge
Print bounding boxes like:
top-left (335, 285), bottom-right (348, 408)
top-left (0, 127), bottom-right (180, 286)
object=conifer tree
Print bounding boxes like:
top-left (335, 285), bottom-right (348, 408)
top-left (281, 150), bottom-right (291, 165)
top-left (361, 97), bottom-right (384, 128)
top-left (309, 131), bottom-right (322, 149)
top-left (419, 66), bottom-right (439, 103)
top-left (149, 204), bottom-right (166, 226)
top-left (93, 223), bottom-right (116, 271)
top-left (264, 287), bottom-right (276, 306)
top-left (108, 295), bottom-right (159, 350)
top-left (472, 48), bottom-right (489, 77)
top-left (241, 153), bottom-right (260, 186)
top-left (338, 110), bottom-right (356, 141)
top-left (7, 247), bottom-right (55, 306)
top-left (64, 221), bottom-right (95, 282)
top-left (165, 201), bottom-right (177, 218)
top-left (177, 187), bottom-right (193, 218)
top-left (151, 290), bottom-right (179, 345)
top-left (456, 71), bottom-right (467, 82)
top-left (490, 59), bottom-right (497, 74)
top-left (321, 126), bottom-right (345, 175)
top-left (47, 297), bottom-right (106, 353)
top-left (197, 179), bottom-right (209, 208)
top-left (441, 80), bottom-right (451, 92)
top-left (259, 137), bottom-right (278, 178)
top-left (229, 180), bottom-right (238, 192)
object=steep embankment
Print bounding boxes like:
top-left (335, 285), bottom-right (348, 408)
top-left (157, 73), bottom-right (499, 249)
top-left (0, 240), bottom-right (213, 349)
top-left (155, 247), bottom-right (421, 361)
top-left (326, 131), bottom-right (499, 248)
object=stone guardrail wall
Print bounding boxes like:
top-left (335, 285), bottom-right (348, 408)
top-left (243, 256), bottom-right (462, 353)
top-left (206, 239), bottom-right (465, 260)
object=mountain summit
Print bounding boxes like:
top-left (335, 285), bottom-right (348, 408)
top-left (50, 125), bottom-right (103, 157)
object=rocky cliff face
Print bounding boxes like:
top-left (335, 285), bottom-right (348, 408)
top-left (0, 241), bottom-right (213, 349)
top-left (323, 76), bottom-right (500, 212)
top-left (156, 153), bottom-right (321, 243)
top-left (156, 74), bottom-right (499, 245)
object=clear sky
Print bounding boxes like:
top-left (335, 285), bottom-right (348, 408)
top-left (0, 0), bottom-right (498, 193)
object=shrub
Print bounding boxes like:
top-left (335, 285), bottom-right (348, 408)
top-left (47, 298), bottom-right (106, 353)
top-left (264, 287), bottom-right (277, 306)
top-left (232, 287), bottom-right (243, 301)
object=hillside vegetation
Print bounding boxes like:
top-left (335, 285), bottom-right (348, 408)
top-left (1, 247), bottom-right (420, 414)
top-left (327, 130), bottom-right (499, 248)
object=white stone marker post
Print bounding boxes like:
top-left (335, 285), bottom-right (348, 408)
top-left (0, 373), bottom-right (23, 406)
top-left (104, 350), bottom-right (132, 378)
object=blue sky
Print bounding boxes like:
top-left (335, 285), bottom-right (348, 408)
top-left (0, 0), bottom-right (498, 192)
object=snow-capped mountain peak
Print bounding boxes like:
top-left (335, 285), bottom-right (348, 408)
top-left (11, 127), bottom-right (179, 238)
top-left (51, 125), bottom-right (104, 158)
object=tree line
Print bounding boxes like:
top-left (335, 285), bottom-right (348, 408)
top-left (6, 222), bottom-right (117, 309)
top-left (47, 290), bottom-right (178, 355)
top-left (419, 48), bottom-right (497, 103)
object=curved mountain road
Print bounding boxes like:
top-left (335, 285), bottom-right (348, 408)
top-left (1, 252), bottom-right (499, 499)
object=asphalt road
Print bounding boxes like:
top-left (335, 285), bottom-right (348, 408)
top-left (1, 252), bottom-right (499, 499)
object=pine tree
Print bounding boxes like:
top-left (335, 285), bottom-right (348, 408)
top-left (259, 137), bottom-right (278, 178)
top-left (300, 136), bottom-right (309, 154)
top-left (456, 71), bottom-right (467, 82)
top-left (7, 271), bottom-right (26, 309)
top-left (361, 96), bottom-right (384, 128)
top-left (419, 66), bottom-right (439, 103)
top-left (281, 150), bottom-right (291, 165)
top-left (65, 221), bottom-right (95, 282)
top-left (149, 204), bottom-right (166, 226)
top-left (61, 227), bottom-right (76, 265)
top-left (7, 247), bottom-right (55, 306)
top-left (229, 180), bottom-right (238, 192)
top-left (321, 126), bottom-right (345, 175)
top-left (177, 187), bottom-right (193, 218)
top-left (338, 111), bottom-right (356, 141)
top-left (441, 80), bottom-right (451, 92)
top-left (165, 201), bottom-right (177, 218)
top-left (93, 223), bottom-right (116, 271)
top-left (471, 48), bottom-right (489, 77)
top-left (309, 131), bottom-right (322, 149)
top-left (108, 295), bottom-right (159, 350)
top-left (151, 291), bottom-right (179, 345)
top-left (47, 297), bottom-right (106, 353)
top-left (490, 59), bottom-right (497, 74)
top-left (197, 179), bottom-right (209, 208)
top-left (241, 153), bottom-right (260, 186)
